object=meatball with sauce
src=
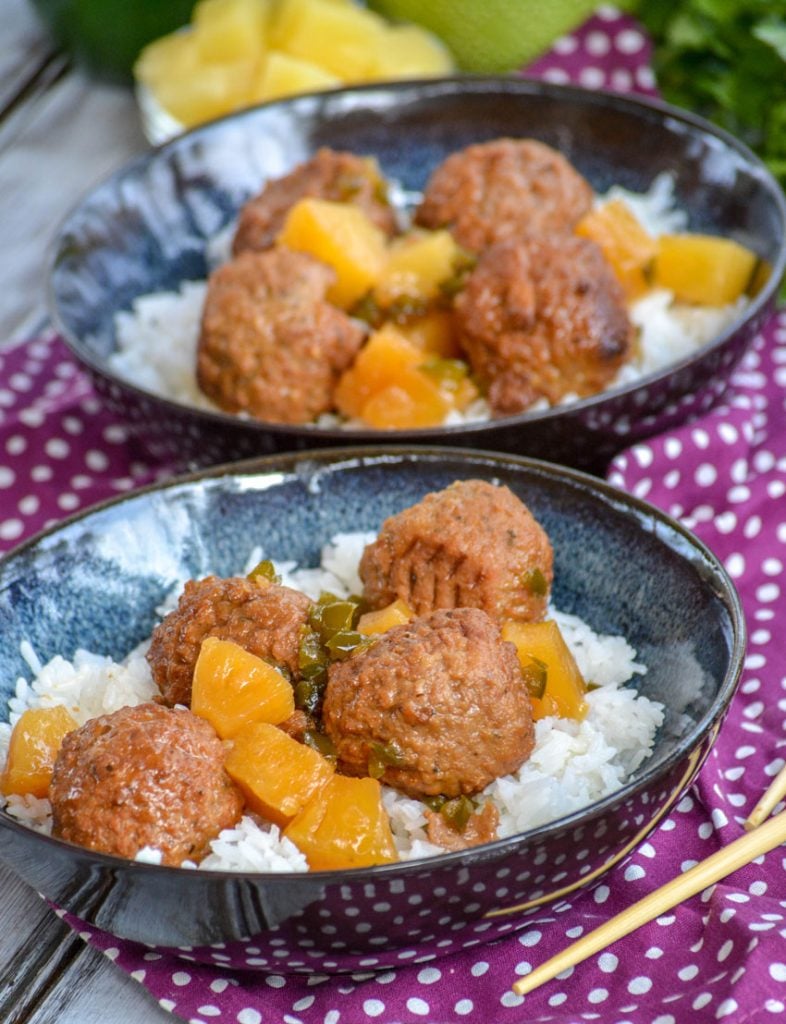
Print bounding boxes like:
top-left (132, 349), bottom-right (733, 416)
top-left (359, 479), bottom-right (553, 622)
top-left (197, 248), bottom-right (365, 423)
top-left (232, 147), bottom-right (397, 255)
top-left (415, 138), bottom-right (593, 253)
top-left (147, 576), bottom-right (311, 707)
top-left (454, 236), bottom-right (633, 415)
top-left (323, 607), bottom-right (534, 798)
top-left (50, 703), bottom-right (243, 866)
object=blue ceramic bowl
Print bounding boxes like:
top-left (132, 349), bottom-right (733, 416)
top-left (0, 448), bottom-right (744, 972)
top-left (48, 77), bottom-right (786, 473)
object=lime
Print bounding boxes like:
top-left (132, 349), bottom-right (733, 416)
top-left (366, 0), bottom-right (600, 72)
top-left (31, 0), bottom-right (196, 82)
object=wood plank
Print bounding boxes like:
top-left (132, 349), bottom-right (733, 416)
top-left (0, 0), bottom-right (55, 113)
top-left (0, 864), bottom-right (173, 1023)
top-left (0, 68), bottom-right (147, 344)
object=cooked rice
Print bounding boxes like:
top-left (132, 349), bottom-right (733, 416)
top-left (0, 534), bottom-right (663, 872)
top-left (106, 174), bottom-right (745, 422)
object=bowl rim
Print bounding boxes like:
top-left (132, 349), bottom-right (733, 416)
top-left (0, 444), bottom-right (747, 882)
top-left (46, 74), bottom-right (786, 444)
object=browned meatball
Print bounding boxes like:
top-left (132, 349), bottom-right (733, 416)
top-left (454, 236), bottom-right (633, 415)
top-left (147, 576), bottom-right (311, 707)
top-left (233, 148), bottom-right (397, 255)
top-left (197, 248), bottom-right (365, 424)
top-left (50, 703), bottom-right (243, 866)
top-left (415, 138), bottom-right (593, 252)
top-left (323, 608), bottom-right (534, 798)
top-left (359, 479), bottom-right (553, 622)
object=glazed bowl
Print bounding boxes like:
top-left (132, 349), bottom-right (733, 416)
top-left (48, 77), bottom-right (786, 473)
top-left (0, 447), bottom-right (744, 972)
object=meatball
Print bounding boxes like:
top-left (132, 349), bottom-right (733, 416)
top-left (323, 607), bottom-right (534, 798)
top-left (50, 703), bottom-right (243, 865)
top-left (232, 148), bottom-right (397, 255)
top-left (454, 236), bottom-right (633, 415)
top-left (147, 576), bottom-right (311, 707)
top-left (415, 138), bottom-right (593, 253)
top-left (359, 479), bottom-right (553, 622)
top-left (197, 248), bottom-right (365, 423)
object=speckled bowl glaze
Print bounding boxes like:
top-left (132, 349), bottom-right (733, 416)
top-left (48, 77), bottom-right (786, 473)
top-left (0, 448), bottom-right (744, 972)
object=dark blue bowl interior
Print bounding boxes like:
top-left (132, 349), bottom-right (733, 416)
top-left (48, 77), bottom-right (786, 471)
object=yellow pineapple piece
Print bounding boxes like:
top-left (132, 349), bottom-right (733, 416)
top-left (501, 619), bottom-right (588, 722)
top-left (225, 721), bottom-right (334, 826)
top-left (283, 774), bottom-right (398, 869)
top-left (252, 50), bottom-right (341, 102)
top-left (277, 197), bottom-right (387, 308)
top-left (192, 636), bottom-right (295, 739)
top-left (396, 310), bottom-right (461, 358)
top-left (653, 234), bottom-right (757, 305)
top-left (193, 0), bottom-right (270, 64)
top-left (1, 706), bottom-right (77, 798)
top-left (334, 325), bottom-right (424, 418)
top-left (357, 598), bottom-right (414, 635)
top-left (375, 229), bottom-right (463, 308)
top-left (134, 31), bottom-right (201, 89)
top-left (272, 0), bottom-right (388, 79)
top-left (575, 199), bottom-right (658, 298)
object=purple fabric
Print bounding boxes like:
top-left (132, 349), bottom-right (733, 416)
top-left (2, 9), bottom-right (786, 1023)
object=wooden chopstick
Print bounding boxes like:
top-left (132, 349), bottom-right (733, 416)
top-left (744, 762), bottom-right (786, 831)
top-left (512, 806), bottom-right (786, 996)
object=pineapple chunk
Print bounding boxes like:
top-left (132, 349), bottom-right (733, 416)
top-left (225, 721), bottom-right (334, 826)
top-left (1, 706), bottom-right (77, 798)
top-left (193, 0), bottom-right (270, 64)
top-left (575, 199), bottom-right (658, 298)
top-left (272, 0), bottom-right (388, 79)
top-left (155, 60), bottom-right (257, 126)
top-left (396, 310), bottom-right (461, 358)
top-left (134, 31), bottom-right (200, 89)
top-left (501, 619), bottom-right (588, 722)
top-left (375, 229), bottom-right (463, 308)
top-left (365, 22), bottom-right (454, 79)
top-left (277, 197), bottom-right (387, 308)
top-left (334, 325), bottom-right (424, 418)
top-left (357, 598), bottom-right (414, 635)
top-left (283, 774), bottom-right (398, 869)
top-left (252, 50), bottom-right (340, 102)
top-left (192, 637), bottom-right (295, 739)
top-left (653, 234), bottom-right (757, 305)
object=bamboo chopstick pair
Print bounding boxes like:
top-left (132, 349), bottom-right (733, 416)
top-left (512, 761), bottom-right (786, 997)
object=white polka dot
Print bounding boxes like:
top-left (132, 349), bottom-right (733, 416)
top-left (598, 952), bottom-right (618, 973)
top-left (471, 961), bottom-right (489, 977)
top-left (726, 553), bottom-right (745, 578)
top-left (0, 467), bottom-right (15, 488)
top-left (363, 999), bottom-right (386, 1017)
top-left (579, 66), bottom-right (607, 88)
top-left (695, 463), bottom-right (717, 486)
top-left (553, 34), bottom-right (578, 54)
top-left (196, 1008), bottom-right (221, 1018)
top-left (172, 972), bottom-right (191, 986)
top-left (406, 997), bottom-right (430, 1015)
top-left (616, 27), bottom-right (645, 52)
top-left (44, 438), bottom-right (70, 459)
top-left (455, 999), bottom-right (473, 1015)
top-left (629, 976), bottom-right (653, 994)
top-left (237, 1012), bottom-right (262, 1024)
top-left (417, 967), bottom-right (441, 985)
top-left (542, 67), bottom-right (571, 84)
top-left (769, 963), bottom-right (786, 982)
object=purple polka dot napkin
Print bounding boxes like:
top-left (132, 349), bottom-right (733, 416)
top-left (2, 9), bottom-right (786, 1024)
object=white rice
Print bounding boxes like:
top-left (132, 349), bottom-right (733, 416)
top-left (106, 173), bottom-right (746, 423)
top-left (0, 533), bottom-right (663, 873)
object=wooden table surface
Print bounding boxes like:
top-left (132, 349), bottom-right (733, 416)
top-left (1, 3), bottom-right (180, 1020)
